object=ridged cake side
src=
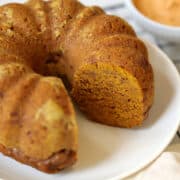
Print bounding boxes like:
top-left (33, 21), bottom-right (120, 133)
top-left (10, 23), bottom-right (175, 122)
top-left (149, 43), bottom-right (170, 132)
top-left (0, 0), bottom-right (78, 173)
top-left (0, 61), bottom-right (78, 173)
top-left (58, 4), bottom-right (153, 127)
top-left (0, 0), bottom-right (154, 173)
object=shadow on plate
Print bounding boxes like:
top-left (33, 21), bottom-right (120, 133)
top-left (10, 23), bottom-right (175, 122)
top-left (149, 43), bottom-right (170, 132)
top-left (141, 68), bottom-right (176, 129)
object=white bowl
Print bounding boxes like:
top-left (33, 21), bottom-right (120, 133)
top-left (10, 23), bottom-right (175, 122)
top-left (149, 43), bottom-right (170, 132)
top-left (126, 0), bottom-right (180, 43)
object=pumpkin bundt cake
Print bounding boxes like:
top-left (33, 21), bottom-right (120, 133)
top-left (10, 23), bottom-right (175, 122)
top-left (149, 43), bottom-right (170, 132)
top-left (0, 0), bottom-right (154, 173)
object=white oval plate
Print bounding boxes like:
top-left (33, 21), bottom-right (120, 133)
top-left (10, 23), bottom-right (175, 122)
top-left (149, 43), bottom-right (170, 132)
top-left (0, 40), bottom-right (180, 180)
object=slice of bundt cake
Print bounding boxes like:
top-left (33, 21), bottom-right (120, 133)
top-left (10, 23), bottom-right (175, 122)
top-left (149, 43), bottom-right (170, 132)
top-left (0, 0), bottom-right (154, 173)
top-left (0, 63), bottom-right (78, 173)
top-left (40, 0), bottom-right (154, 128)
top-left (0, 3), bottom-right (77, 173)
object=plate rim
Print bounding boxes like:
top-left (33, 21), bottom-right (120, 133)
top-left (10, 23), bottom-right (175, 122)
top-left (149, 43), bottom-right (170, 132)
top-left (110, 39), bottom-right (180, 180)
top-left (0, 39), bottom-right (179, 180)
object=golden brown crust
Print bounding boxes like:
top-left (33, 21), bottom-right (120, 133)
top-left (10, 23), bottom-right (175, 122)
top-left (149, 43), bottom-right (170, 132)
top-left (0, 144), bottom-right (76, 173)
top-left (0, 0), bottom-right (154, 173)
top-left (0, 63), bottom-right (78, 172)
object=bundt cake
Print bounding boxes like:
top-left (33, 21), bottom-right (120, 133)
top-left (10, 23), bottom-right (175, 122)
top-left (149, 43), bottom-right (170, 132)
top-left (0, 0), bottom-right (154, 173)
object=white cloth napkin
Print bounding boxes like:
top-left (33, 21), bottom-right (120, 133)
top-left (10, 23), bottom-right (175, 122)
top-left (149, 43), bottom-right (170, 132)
top-left (126, 144), bottom-right (180, 180)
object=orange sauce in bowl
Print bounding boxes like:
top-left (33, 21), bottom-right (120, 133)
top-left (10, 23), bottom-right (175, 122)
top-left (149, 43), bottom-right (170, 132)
top-left (133, 0), bottom-right (180, 27)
